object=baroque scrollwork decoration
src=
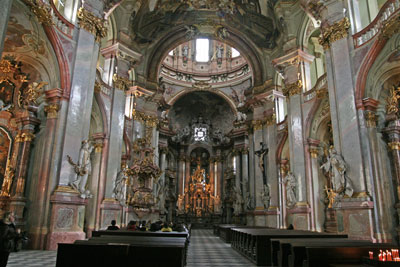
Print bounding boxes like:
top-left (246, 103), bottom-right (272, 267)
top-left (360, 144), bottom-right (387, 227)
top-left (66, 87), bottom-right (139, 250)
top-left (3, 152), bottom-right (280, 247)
top-left (319, 17), bottom-right (350, 50)
top-left (77, 7), bottom-right (107, 42)
top-left (22, 0), bottom-right (54, 26)
top-left (44, 103), bottom-right (60, 119)
top-left (381, 14), bottom-right (400, 40)
top-left (112, 74), bottom-right (131, 91)
top-left (386, 84), bottom-right (400, 116)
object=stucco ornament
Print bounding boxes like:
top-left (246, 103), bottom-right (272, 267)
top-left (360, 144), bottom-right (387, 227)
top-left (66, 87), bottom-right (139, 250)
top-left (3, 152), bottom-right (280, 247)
top-left (260, 184), bottom-right (271, 209)
top-left (233, 185), bottom-right (243, 216)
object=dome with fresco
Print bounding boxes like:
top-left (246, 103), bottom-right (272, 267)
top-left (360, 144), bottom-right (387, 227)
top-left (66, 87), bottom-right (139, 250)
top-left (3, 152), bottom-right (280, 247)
top-left (159, 38), bottom-right (252, 89)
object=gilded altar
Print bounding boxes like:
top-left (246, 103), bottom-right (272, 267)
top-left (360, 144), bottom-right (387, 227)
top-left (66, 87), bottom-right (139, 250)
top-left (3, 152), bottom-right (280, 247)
top-left (183, 160), bottom-right (214, 217)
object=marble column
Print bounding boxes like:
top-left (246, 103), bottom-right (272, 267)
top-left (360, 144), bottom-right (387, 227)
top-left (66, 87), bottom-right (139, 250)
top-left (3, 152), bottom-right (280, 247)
top-left (264, 110), bottom-right (279, 228)
top-left (279, 160), bottom-right (289, 229)
top-left (85, 135), bottom-right (104, 237)
top-left (319, 1), bottom-right (372, 239)
top-left (216, 150), bottom-right (222, 212)
top-left (307, 139), bottom-right (321, 232)
top-left (241, 148), bottom-right (249, 208)
top-left (0, 0), bottom-right (12, 57)
top-left (29, 89), bottom-right (62, 249)
top-left (178, 150), bottom-right (185, 213)
top-left (273, 49), bottom-right (314, 230)
top-left (47, 4), bottom-right (105, 250)
top-left (248, 132), bottom-right (256, 212)
top-left (359, 99), bottom-right (392, 242)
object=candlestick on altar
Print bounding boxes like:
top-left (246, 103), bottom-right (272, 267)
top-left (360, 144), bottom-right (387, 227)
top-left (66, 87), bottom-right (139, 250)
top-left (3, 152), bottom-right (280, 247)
top-left (369, 251), bottom-right (373, 260)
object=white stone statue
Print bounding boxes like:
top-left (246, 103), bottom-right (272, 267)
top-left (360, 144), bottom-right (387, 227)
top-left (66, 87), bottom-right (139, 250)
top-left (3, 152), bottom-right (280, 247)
top-left (236, 111), bottom-right (247, 123)
top-left (282, 171), bottom-right (296, 208)
top-left (260, 184), bottom-right (271, 209)
top-left (112, 165), bottom-right (129, 206)
top-left (68, 140), bottom-right (94, 199)
top-left (320, 146), bottom-right (354, 197)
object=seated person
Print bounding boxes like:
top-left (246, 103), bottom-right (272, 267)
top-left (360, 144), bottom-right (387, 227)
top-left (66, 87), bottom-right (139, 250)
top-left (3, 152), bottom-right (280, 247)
top-left (106, 220), bottom-right (119, 230)
top-left (127, 220), bottom-right (136, 231)
top-left (161, 222), bottom-right (172, 232)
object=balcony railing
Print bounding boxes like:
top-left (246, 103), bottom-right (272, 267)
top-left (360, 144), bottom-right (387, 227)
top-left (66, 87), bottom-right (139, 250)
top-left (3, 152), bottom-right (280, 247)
top-left (49, 1), bottom-right (75, 39)
top-left (353, 0), bottom-right (400, 48)
top-left (303, 73), bottom-right (327, 102)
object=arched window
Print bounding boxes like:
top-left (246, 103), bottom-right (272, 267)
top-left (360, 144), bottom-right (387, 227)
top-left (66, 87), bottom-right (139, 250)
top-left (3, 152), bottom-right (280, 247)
top-left (195, 38), bottom-right (209, 62)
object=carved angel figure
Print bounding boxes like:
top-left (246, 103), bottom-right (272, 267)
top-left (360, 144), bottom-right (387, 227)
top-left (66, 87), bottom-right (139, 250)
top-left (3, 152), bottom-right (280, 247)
top-left (0, 163), bottom-right (15, 197)
top-left (282, 171), bottom-right (296, 208)
top-left (69, 139), bottom-right (94, 199)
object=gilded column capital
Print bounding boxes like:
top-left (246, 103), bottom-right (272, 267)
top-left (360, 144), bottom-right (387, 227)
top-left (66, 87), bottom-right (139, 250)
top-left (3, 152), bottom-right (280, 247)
top-left (112, 74), bottom-right (131, 91)
top-left (77, 7), bottom-right (107, 42)
top-left (22, 0), bottom-right (54, 26)
top-left (44, 103), bottom-right (60, 119)
top-left (365, 111), bottom-right (378, 128)
top-left (309, 147), bottom-right (319, 158)
top-left (15, 132), bottom-right (35, 143)
top-left (240, 147), bottom-right (249, 155)
top-left (251, 119), bottom-right (263, 131)
top-left (159, 146), bottom-right (169, 154)
top-left (283, 80), bottom-right (302, 97)
top-left (264, 113), bottom-right (276, 126)
top-left (93, 143), bottom-right (103, 153)
top-left (319, 17), bottom-right (350, 50)
top-left (388, 141), bottom-right (400, 150)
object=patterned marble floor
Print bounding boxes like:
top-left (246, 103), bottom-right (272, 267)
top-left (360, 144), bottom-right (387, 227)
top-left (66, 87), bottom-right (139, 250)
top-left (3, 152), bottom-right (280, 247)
top-left (6, 229), bottom-right (256, 267)
top-left (187, 229), bottom-right (256, 267)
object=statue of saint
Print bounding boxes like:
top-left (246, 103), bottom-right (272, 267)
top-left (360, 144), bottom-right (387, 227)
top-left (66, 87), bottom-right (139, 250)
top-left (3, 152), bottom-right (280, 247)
top-left (320, 146), bottom-right (354, 197)
top-left (282, 171), bottom-right (296, 208)
top-left (69, 140), bottom-right (94, 199)
top-left (113, 165), bottom-right (129, 206)
top-left (260, 184), bottom-right (271, 209)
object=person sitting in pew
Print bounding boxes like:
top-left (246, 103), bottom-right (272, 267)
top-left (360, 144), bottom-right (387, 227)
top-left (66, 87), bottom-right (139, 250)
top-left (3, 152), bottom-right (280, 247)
top-left (126, 220), bottom-right (136, 231)
top-left (106, 220), bottom-right (119, 230)
top-left (161, 222), bottom-right (173, 232)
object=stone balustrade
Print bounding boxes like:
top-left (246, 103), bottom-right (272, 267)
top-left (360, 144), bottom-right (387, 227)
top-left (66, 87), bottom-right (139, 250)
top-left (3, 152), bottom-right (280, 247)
top-left (353, 0), bottom-right (400, 48)
top-left (303, 73), bottom-right (327, 102)
top-left (50, 1), bottom-right (75, 38)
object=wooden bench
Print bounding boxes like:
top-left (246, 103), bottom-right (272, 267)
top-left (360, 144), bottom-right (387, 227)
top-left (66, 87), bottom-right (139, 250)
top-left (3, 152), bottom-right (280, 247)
top-left (92, 230), bottom-right (189, 239)
top-left (216, 224), bottom-right (244, 243)
top-left (56, 234), bottom-right (187, 267)
top-left (287, 242), bottom-right (397, 267)
top-left (230, 228), bottom-right (347, 266)
top-left (270, 238), bottom-right (371, 267)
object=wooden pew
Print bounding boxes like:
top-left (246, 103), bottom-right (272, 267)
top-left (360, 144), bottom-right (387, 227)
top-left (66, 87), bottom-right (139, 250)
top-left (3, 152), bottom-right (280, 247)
top-left (230, 228), bottom-right (347, 266)
top-left (92, 230), bottom-right (189, 239)
top-left (287, 242), bottom-right (397, 267)
top-left (217, 224), bottom-right (243, 243)
top-left (270, 238), bottom-right (371, 267)
top-left (56, 234), bottom-right (187, 267)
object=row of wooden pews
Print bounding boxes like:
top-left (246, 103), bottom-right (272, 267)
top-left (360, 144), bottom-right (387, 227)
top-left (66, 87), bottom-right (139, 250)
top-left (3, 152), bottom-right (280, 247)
top-left (214, 224), bottom-right (400, 266)
top-left (56, 230), bottom-right (190, 267)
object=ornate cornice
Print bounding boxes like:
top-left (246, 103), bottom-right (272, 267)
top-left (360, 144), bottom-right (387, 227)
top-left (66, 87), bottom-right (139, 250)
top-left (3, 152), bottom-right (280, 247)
top-left (283, 80), bottom-right (302, 97)
top-left (112, 74), bottom-right (131, 91)
top-left (22, 0), bottom-right (54, 26)
top-left (319, 17), bottom-right (350, 50)
top-left (77, 7), bottom-right (107, 42)
top-left (44, 103), bottom-right (60, 119)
